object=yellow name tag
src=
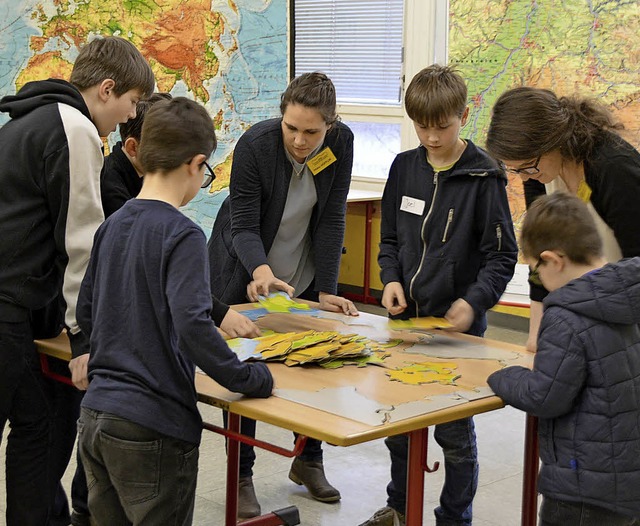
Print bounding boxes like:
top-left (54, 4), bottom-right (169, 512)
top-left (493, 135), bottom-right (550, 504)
top-left (577, 179), bottom-right (592, 203)
top-left (306, 147), bottom-right (337, 175)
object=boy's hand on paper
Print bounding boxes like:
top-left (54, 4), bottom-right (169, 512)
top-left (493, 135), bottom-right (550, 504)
top-left (444, 298), bottom-right (474, 333)
top-left (318, 292), bottom-right (359, 316)
top-left (382, 282), bottom-right (407, 316)
top-left (219, 309), bottom-right (261, 338)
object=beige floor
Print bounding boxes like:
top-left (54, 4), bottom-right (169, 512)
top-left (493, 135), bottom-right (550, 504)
top-left (0, 307), bottom-right (531, 526)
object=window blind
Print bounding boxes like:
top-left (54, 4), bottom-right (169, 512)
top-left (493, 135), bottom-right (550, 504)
top-left (293, 0), bottom-right (405, 105)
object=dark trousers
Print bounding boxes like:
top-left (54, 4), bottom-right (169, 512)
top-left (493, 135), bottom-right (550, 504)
top-left (0, 319), bottom-right (57, 525)
top-left (222, 412), bottom-right (323, 478)
top-left (49, 384), bottom-right (85, 526)
top-left (386, 417), bottom-right (478, 525)
top-left (0, 318), bottom-right (87, 526)
top-left (540, 496), bottom-right (638, 526)
top-left (78, 408), bottom-right (199, 526)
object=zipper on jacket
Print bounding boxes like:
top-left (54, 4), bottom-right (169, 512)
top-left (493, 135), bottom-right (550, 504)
top-left (496, 224), bottom-right (502, 251)
top-left (409, 172), bottom-right (440, 313)
top-left (442, 208), bottom-right (454, 243)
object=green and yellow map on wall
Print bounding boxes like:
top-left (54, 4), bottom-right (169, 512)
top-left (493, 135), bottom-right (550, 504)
top-left (0, 0), bottom-right (287, 232)
top-left (449, 0), bottom-right (640, 236)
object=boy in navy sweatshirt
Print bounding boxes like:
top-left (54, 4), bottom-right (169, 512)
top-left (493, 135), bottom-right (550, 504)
top-left (77, 97), bottom-right (273, 524)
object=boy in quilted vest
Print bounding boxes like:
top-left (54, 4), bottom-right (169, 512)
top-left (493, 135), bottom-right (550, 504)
top-left (489, 192), bottom-right (640, 525)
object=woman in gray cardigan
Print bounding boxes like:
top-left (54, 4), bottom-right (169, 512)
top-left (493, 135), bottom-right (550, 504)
top-left (208, 72), bottom-right (357, 518)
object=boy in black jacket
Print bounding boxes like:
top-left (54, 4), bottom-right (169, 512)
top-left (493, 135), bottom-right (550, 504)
top-left (0, 36), bottom-right (154, 526)
top-left (360, 65), bottom-right (518, 526)
top-left (77, 97), bottom-right (274, 523)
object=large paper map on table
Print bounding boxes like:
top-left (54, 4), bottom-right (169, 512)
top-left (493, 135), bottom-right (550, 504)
top-left (232, 308), bottom-right (532, 426)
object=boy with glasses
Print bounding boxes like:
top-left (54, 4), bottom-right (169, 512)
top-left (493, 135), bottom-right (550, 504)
top-left (360, 64), bottom-right (518, 526)
top-left (489, 192), bottom-right (640, 525)
top-left (101, 93), bottom-right (259, 338)
top-left (76, 97), bottom-right (274, 523)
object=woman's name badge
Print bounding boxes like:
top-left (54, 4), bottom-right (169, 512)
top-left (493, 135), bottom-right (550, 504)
top-left (307, 147), bottom-right (337, 175)
top-left (400, 196), bottom-right (425, 215)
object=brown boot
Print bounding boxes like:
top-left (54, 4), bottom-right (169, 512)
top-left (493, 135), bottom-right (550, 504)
top-left (238, 477), bottom-right (261, 519)
top-left (288, 457), bottom-right (341, 502)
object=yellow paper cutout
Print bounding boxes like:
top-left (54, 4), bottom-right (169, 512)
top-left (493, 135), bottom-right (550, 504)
top-left (387, 362), bottom-right (460, 386)
top-left (388, 317), bottom-right (453, 331)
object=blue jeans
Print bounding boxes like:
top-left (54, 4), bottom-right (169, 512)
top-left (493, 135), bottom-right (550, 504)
top-left (539, 496), bottom-right (637, 525)
top-left (386, 417), bottom-right (478, 525)
top-left (0, 319), bottom-right (58, 525)
top-left (78, 408), bottom-right (199, 526)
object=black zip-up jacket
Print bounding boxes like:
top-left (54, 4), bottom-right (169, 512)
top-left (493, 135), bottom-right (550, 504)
top-left (0, 79), bottom-right (104, 350)
top-left (378, 140), bottom-right (518, 335)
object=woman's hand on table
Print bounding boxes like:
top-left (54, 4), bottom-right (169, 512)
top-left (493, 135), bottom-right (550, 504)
top-left (381, 282), bottom-right (407, 316)
top-left (318, 292), bottom-right (359, 316)
top-left (247, 265), bottom-right (295, 302)
top-left (219, 309), bottom-right (261, 338)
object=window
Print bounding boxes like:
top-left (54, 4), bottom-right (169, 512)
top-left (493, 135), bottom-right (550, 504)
top-left (293, 0), bottom-right (448, 187)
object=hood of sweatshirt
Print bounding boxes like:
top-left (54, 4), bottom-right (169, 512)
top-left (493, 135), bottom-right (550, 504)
top-left (544, 257), bottom-right (640, 325)
top-left (0, 78), bottom-right (90, 121)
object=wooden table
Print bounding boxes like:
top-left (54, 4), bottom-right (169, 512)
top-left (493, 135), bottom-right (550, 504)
top-left (36, 308), bottom-right (538, 526)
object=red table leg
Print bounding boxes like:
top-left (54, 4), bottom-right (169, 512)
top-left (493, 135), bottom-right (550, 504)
top-left (521, 414), bottom-right (539, 526)
top-left (225, 413), bottom-right (241, 526)
top-left (405, 428), bottom-right (427, 525)
top-left (202, 417), bottom-right (304, 526)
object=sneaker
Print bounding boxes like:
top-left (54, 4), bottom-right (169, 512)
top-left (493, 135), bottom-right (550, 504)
top-left (288, 457), bottom-right (341, 502)
top-left (358, 506), bottom-right (406, 526)
top-left (238, 477), bottom-right (261, 519)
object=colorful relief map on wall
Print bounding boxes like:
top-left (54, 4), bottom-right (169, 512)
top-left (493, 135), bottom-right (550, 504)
top-left (449, 0), bottom-right (640, 241)
top-left (0, 0), bottom-right (287, 233)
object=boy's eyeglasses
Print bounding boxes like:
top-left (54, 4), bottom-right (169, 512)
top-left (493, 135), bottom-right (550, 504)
top-left (505, 157), bottom-right (541, 176)
top-left (200, 161), bottom-right (216, 189)
top-left (528, 257), bottom-right (543, 287)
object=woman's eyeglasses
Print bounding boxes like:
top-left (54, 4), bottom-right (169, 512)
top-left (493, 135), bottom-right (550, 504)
top-left (200, 161), bottom-right (215, 188)
top-left (504, 156), bottom-right (541, 176)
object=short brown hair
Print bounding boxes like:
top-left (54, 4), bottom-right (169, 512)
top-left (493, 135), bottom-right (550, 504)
top-left (486, 87), bottom-right (623, 163)
top-left (138, 97), bottom-right (216, 174)
top-left (521, 193), bottom-right (602, 264)
top-left (119, 93), bottom-right (172, 142)
top-left (280, 72), bottom-right (337, 125)
top-left (70, 36), bottom-right (155, 99)
top-left (404, 64), bottom-right (467, 125)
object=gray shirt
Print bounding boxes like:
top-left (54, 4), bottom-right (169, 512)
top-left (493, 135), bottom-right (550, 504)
top-left (267, 146), bottom-right (320, 295)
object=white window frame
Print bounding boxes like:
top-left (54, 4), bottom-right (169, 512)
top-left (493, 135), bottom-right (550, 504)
top-left (334, 0), bottom-right (449, 191)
